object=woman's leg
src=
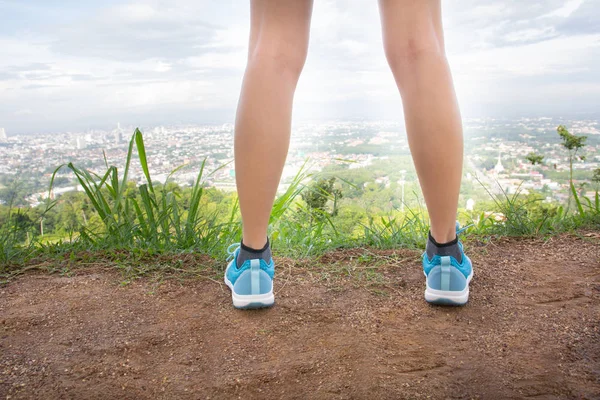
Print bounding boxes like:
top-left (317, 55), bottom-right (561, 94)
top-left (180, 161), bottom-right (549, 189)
top-left (235, 0), bottom-right (313, 249)
top-left (378, 0), bottom-right (462, 243)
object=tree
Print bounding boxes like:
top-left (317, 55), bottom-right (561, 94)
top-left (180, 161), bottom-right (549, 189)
top-left (592, 168), bottom-right (600, 191)
top-left (557, 125), bottom-right (588, 214)
top-left (525, 152), bottom-right (544, 165)
top-left (557, 125), bottom-right (586, 186)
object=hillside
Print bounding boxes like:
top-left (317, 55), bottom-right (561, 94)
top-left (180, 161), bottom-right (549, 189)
top-left (1, 234), bottom-right (599, 399)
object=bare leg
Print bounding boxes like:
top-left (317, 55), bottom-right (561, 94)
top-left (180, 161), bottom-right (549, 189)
top-left (378, 0), bottom-right (463, 243)
top-left (235, 0), bottom-right (313, 249)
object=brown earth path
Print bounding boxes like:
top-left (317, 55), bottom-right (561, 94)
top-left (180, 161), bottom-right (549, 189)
top-left (1, 234), bottom-right (599, 399)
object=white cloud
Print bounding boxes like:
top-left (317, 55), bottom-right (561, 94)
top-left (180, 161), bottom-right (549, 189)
top-left (541, 0), bottom-right (586, 18)
top-left (504, 27), bottom-right (557, 43)
top-left (113, 3), bottom-right (159, 22)
top-left (453, 33), bottom-right (600, 77)
top-left (0, 0), bottom-right (599, 132)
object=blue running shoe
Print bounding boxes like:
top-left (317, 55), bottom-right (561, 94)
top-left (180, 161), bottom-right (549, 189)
top-left (224, 243), bottom-right (275, 309)
top-left (422, 223), bottom-right (473, 306)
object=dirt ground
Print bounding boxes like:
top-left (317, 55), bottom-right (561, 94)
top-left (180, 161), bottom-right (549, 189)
top-left (1, 234), bottom-right (599, 400)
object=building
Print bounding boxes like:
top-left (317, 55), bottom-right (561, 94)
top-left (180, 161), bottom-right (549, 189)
top-left (494, 152), bottom-right (505, 174)
top-left (115, 122), bottom-right (123, 145)
top-left (0, 128), bottom-right (6, 141)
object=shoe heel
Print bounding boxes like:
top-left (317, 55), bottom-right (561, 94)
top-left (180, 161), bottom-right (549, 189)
top-left (424, 257), bottom-right (472, 306)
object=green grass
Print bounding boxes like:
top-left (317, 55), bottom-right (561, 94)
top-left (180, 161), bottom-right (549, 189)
top-left (54, 129), bottom-right (240, 254)
top-left (1, 128), bottom-right (599, 281)
top-left (472, 178), bottom-right (599, 237)
top-left (0, 201), bottom-right (39, 266)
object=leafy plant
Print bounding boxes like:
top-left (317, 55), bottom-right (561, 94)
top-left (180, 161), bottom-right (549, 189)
top-left (557, 125), bottom-right (587, 215)
top-left (525, 153), bottom-right (544, 165)
top-left (48, 128), bottom-right (240, 254)
top-left (301, 177), bottom-right (343, 217)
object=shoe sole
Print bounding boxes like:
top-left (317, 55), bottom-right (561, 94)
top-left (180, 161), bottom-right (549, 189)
top-left (424, 270), bottom-right (473, 306)
top-left (224, 275), bottom-right (275, 309)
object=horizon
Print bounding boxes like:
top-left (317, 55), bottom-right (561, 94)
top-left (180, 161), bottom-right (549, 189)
top-left (3, 115), bottom-right (599, 139)
top-left (1, 0), bottom-right (600, 134)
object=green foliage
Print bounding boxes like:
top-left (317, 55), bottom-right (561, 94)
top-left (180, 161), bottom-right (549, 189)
top-left (555, 126), bottom-right (589, 217)
top-left (0, 174), bottom-right (40, 207)
top-left (525, 152), bottom-right (544, 165)
top-left (361, 206), bottom-right (429, 249)
top-left (1, 127), bottom-right (599, 271)
top-left (557, 125), bottom-right (587, 154)
top-left (592, 168), bottom-right (600, 186)
top-left (557, 125), bottom-right (587, 184)
top-left (0, 205), bottom-right (39, 266)
top-left (63, 129), bottom-right (241, 254)
top-left (476, 180), bottom-right (568, 236)
top-left (301, 177), bottom-right (343, 217)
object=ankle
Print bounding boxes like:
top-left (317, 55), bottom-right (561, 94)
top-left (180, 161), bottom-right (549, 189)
top-left (241, 236), bottom-right (268, 250)
top-left (426, 231), bottom-right (462, 263)
top-left (429, 226), bottom-right (456, 243)
top-left (428, 231), bottom-right (457, 247)
top-left (241, 237), bottom-right (269, 252)
top-left (237, 237), bottom-right (272, 268)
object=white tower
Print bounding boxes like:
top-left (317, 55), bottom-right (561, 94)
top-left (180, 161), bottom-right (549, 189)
top-left (494, 151), bottom-right (505, 174)
top-left (0, 128), bottom-right (6, 141)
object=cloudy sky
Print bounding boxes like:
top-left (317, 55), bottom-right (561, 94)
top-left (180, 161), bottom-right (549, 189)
top-left (1, 0), bottom-right (599, 134)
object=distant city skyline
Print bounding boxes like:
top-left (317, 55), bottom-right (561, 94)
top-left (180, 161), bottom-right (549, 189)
top-left (1, 0), bottom-right (599, 134)
top-left (2, 118), bottom-right (598, 209)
